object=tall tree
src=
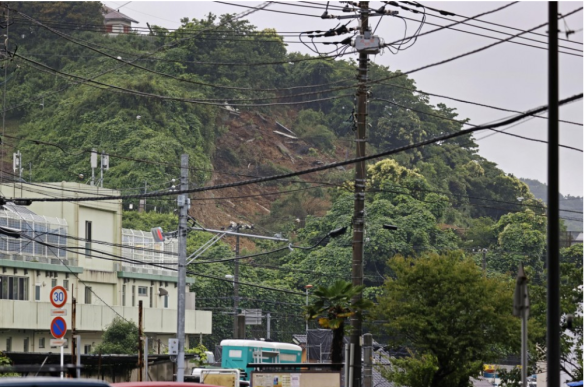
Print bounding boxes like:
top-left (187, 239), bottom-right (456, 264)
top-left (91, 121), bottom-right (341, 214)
top-left (374, 252), bottom-right (519, 387)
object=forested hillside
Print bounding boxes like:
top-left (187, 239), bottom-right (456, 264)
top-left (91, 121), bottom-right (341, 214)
top-left (2, 2), bottom-right (581, 382)
top-left (521, 178), bottom-right (583, 231)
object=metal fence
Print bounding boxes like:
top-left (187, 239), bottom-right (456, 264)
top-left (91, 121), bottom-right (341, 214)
top-left (121, 229), bottom-right (178, 274)
top-left (0, 205), bottom-right (67, 259)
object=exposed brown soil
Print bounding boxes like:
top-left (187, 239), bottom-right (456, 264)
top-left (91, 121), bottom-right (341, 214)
top-left (188, 109), bottom-right (350, 250)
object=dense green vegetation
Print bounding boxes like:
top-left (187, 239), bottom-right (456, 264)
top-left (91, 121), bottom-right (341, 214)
top-left (3, 2), bottom-right (582, 384)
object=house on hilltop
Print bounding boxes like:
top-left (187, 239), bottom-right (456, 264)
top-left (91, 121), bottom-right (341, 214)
top-left (103, 6), bottom-right (138, 35)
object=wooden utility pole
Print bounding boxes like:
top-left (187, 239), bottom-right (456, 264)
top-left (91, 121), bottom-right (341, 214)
top-left (350, 3), bottom-right (369, 387)
top-left (138, 300), bottom-right (143, 381)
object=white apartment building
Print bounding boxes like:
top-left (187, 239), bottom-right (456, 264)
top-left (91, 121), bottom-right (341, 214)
top-left (0, 182), bottom-right (211, 354)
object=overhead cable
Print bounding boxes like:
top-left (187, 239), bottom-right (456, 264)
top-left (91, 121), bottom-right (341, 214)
top-left (9, 93), bottom-right (582, 203)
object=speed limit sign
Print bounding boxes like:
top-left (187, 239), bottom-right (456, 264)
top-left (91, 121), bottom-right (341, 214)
top-left (50, 286), bottom-right (67, 308)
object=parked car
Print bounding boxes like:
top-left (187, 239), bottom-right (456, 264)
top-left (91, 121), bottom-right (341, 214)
top-left (112, 383), bottom-right (223, 387)
top-left (0, 378), bottom-right (111, 387)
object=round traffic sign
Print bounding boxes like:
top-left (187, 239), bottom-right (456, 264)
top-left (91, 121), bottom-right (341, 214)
top-left (50, 316), bottom-right (67, 339)
top-left (50, 286), bottom-right (67, 308)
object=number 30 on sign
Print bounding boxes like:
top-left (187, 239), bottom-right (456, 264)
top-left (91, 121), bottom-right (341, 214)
top-left (50, 286), bottom-right (67, 308)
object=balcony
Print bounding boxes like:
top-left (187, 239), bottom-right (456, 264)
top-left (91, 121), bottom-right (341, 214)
top-left (0, 300), bottom-right (211, 334)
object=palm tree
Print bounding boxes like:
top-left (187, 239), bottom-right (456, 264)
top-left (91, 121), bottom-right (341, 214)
top-left (305, 280), bottom-right (373, 364)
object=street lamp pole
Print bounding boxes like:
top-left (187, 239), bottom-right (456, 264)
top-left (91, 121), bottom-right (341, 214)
top-left (305, 284), bottom-right (313, 363)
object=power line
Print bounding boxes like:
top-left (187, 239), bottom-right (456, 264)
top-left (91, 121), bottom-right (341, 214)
top-left (12, 8), bottom-right (335, 93)
top-left (215, 1), bottom-right (322, 18)
top-left (14, 53), bottom-right (355, 107)
top-left (380, 2), bottom-right (582, 57)
top-left (414, 0), bottom-right (583, 45)
top-left (10, 93), bottom-right (582, 204)
top-left (373, 97), bottom-right (583, 151)
top-left (379, 81), bottom-right (582, 127)
top-left (1, 0), bottom-right (284, 114)
top-left (374, 7), bottom-right (584, 84)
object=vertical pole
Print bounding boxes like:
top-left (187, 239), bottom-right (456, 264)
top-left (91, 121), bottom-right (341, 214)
top-left (76, 335), bottom-right (81, 379)
top-left (100, 151), bottom-right (104, 188)
top-left (521, 312), bottom-right (528, 387)
top-left (348, 343), bottom-right (355, 387)
top-left (60, 345), bottom-right (64, 379)
top-left (233, 233), bottom-right (240, 339)
top-left (344, 344), bottom-right (349, 387)
top-left (71, 297), bottom-right (77, 372)
top-left (351, 3), bottom-right (369, 387)
top-left (547, 3), bottom-right (560, 387)
top-left (143, 337), bottom-right (149, 382)
top-left (18, 152), bottom-right (22, 181)
top-left (1, 8), bottom-right (7, 185)
top-left (305, 287), bottom-right (309, 338)
top-left (138, 300), bottom-right (143, 381)
top-left (266, 312), bottom-right (271, 340)
top-left (176, 154), bottom-right (189, 382)
top-left (363, 333), bottom-right (372, 387)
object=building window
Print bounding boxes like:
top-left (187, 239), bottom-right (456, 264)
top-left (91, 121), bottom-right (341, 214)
top-left (51, 278), bottom-right (57, 288)
top-left (63, 279), bottom-right (69, 292)
top-left (35, 284), bottom-right (41, 301)
top-left (149, 287), bottom-right (153, 308)
top-left (85, 221), bottom-right (92, 258)
top-left (0, 276), bottom-right (29, 300)
top-left (85, 286), bottom-right (92, 304)
top-left (84, 345), bottom-right (92, 354)
top-left (164, 294), bottom-right (168, 309)
top-left (138, 286), bottom-right (147, 297)
top-left (23, 337), bottom-right (29, 353)
top-left (122, 285), bottom-right (126, 307)
top-left (6, 337), bottom-right (11, 352)
top-left (39, 337), bottom-right (45, 349)
top-left (132, 285), bottom-right (135, 307)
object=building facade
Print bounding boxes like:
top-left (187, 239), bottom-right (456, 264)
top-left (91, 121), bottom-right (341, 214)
top-left (0, 182), bottom-right (211, 355)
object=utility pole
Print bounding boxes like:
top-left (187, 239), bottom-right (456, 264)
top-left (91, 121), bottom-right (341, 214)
top-left (513, 264), bottom-right (529, 387)
top-left (176, 154), bottom-right (189, 382)
top-left (138, 300), bottom-right (143, 382)
top-left (350, 3), bottom-right (370, 387)
top-left (233, 233), bottom-right (240, 339)
top-left (547, 3), bottom-right (560, 387)
top-left (71, 297), bottom-right (77, 375)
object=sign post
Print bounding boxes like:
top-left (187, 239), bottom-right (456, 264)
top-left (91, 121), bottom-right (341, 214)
top-left (50, 286), bottom-right (68, 379)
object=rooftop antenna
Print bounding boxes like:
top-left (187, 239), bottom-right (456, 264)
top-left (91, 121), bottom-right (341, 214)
top-left (12, 150), bottom-right (22, 180)
top-left (90, 149), bottom-right (97, 186)
top-left (99, 151), bottom-right (109, 188)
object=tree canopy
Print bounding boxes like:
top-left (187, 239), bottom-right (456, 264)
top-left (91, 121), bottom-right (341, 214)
top-left (373, 252), bottom-right (519, 387)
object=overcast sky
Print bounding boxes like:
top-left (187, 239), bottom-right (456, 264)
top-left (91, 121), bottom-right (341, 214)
top-left (104, 1), bottom-right (584, 197)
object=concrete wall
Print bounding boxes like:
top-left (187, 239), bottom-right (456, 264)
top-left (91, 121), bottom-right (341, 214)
top-left (0, 300), bottom-right (211, 335)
